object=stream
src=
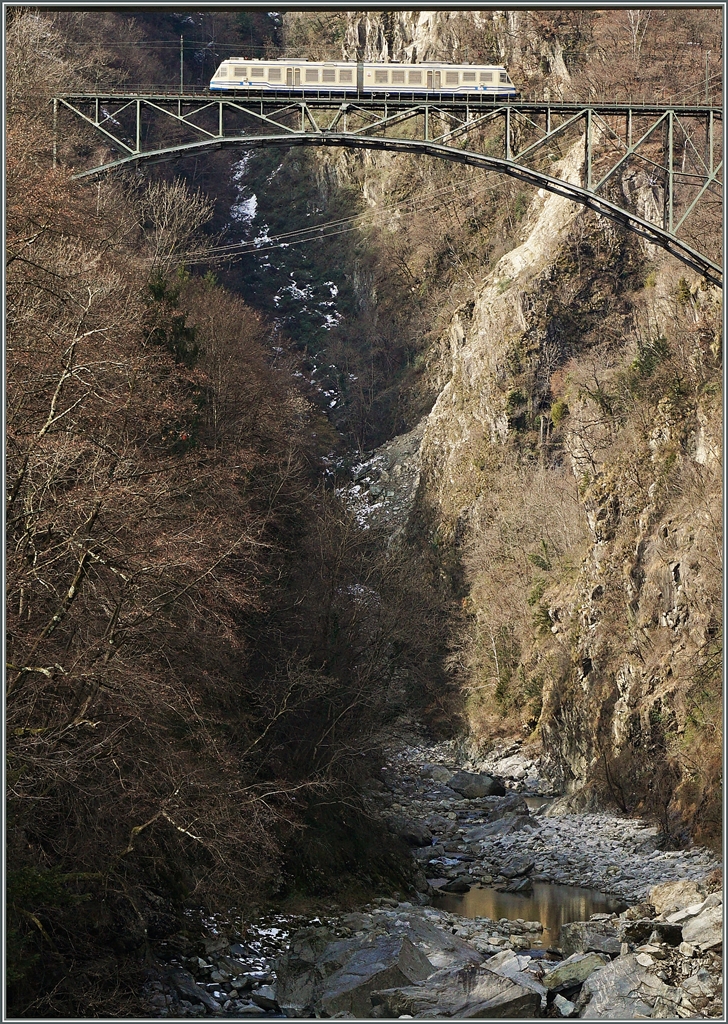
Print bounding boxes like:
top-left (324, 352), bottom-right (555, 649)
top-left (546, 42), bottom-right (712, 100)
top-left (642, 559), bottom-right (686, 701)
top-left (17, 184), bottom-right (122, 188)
top-left (145, 733), bottom-right (722, 1018)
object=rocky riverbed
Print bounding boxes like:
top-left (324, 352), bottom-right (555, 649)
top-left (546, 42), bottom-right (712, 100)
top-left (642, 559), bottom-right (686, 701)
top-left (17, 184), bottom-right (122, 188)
top-left (143, 738), bottom-right (722, 1019)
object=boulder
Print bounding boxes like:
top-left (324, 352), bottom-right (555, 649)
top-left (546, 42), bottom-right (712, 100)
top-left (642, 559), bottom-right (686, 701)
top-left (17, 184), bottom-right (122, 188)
top-left (559, 920), bottom-right (621, 957)
top-left (617, 915), bottom-right (682, 947)
top-left (465, 816), bottom-right (532, 841)
top-left (501, 855), bottom-right (535, 879)
top-left (681, 903), bottom-right (722, 951)
top-left (619, 901), bottom-right (654, 922)
top-left (422, 765), bottom-right (455, 785)
top-left (617, 918), bottom-right (654, 945)
top-left (441, 877), bottom-right (471, 893)
top-left (649, 878), bottom-right (703, 916)
top-left (237, 1002), bottom-right (270, 1016)
top-left (447, 771), bottom-right (506, 799)
top-left (485, 950), bottom-right (548, 1007)
top-left (553, 992), bottom-right (576, 1017)
top-left (578, 953), bottom-right (681, 1019)
top-left (679, 965), bottom-right (721, 1000)
top-left (274, 927), bottom-right (361, 1015)
top-left (542, 952), bottom-right (609, 991)
top-left (389, 815), bottom-right (434, 847)
top-left (424, 812), bottom-right (452, 832)
top-left (370, 963), bottom-right (541, 1018)
top-left (384, 910), bottom-right (484, 970)
top-left (487, 792), bottom-right (529, 820)
top-left (497, 876), bottom-right (533, 895)
top-left (250, 985), bottom-right (279, 1011)
top-left (318, 935), bottom-right (434, 1018)
top-left (166, 969), bottom-right (222, 1012)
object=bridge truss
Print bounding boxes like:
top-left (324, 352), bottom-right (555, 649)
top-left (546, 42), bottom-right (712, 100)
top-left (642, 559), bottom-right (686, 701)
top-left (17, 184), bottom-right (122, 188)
top-left (55, 92), bottom-right (722, 284)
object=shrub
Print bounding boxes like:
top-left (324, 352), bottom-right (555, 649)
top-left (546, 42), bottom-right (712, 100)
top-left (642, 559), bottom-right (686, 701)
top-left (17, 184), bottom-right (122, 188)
top-left (550, 398), bottom-right (570, 425)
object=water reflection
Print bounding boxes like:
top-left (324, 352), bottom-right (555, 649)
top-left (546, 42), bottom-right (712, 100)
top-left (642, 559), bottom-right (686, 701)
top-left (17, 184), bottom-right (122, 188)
top-left (434, 883), bottom-right (627, 949)
top-left (524, 796), bottom-right (553, 812)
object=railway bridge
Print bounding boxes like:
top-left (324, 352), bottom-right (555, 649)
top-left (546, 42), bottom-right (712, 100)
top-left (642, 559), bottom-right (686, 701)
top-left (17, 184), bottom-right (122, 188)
top-left (54, 91), bottom-right (722, 284)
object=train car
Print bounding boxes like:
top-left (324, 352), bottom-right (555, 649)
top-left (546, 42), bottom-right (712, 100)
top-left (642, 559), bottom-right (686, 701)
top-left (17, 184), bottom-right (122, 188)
top-left (209, 58), bottom-right (517, 98)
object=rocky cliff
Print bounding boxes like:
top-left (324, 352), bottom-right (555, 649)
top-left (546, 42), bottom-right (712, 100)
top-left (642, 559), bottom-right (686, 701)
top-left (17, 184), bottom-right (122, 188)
top-left (323, 10), bottom-right (722, 845)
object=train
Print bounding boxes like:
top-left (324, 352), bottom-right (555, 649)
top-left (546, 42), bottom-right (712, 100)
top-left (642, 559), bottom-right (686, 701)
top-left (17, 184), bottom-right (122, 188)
top-left (210, 58), bottom-right (517, 98)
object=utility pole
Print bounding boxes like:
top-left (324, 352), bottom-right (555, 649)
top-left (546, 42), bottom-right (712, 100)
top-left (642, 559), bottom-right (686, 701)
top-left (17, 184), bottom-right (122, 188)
top-left (180, 35), bottom-right (184, 94)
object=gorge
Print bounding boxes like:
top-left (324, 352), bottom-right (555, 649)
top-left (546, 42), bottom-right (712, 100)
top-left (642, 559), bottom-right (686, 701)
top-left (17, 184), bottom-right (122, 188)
top-left (5, 7), bottom-right (722, 1019)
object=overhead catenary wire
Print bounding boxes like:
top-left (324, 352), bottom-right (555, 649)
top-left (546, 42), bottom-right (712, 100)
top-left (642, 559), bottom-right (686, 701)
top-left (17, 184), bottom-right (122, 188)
top-left (179, 173), bottom-right (500, 260)
top-left (177, 171), bottom-right (509, 267)
top-left (193, 174), bottom-right (497, 256)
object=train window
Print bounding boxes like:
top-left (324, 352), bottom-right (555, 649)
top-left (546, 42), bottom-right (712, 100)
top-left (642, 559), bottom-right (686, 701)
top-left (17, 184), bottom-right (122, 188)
top-left (322, 68), bottom-right (336, 83)
top-left (234, 66), bottom-right (247, 77)
top-left (375, 69), bottom-right (389, 84)
top-left (408, 70), bottom-right (422, 84)
top-left (391, 70), bottom-right (405, 84)
top-left (251, 67), bottom-right (265, 79)
top-left (216, 66), bottom-right (228, 78)
top-left (480, 71), bottom-right (493, 82)
top-left (339, 69), bottom-right (353, 82)
top-left (462, 71), bottom-right (476, 83)
top-left (268, 68), bottom-right (282, 81)
top-left (445, 71), bottom-right (459, 85)
top-left (305, 69), bottom-right (319, 82)
top-left (500, 72), bottom-right (508, 83)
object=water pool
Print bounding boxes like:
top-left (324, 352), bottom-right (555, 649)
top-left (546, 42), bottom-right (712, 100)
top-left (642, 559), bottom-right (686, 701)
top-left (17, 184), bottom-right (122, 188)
top-left (434, 882), bottom-right (626, 949)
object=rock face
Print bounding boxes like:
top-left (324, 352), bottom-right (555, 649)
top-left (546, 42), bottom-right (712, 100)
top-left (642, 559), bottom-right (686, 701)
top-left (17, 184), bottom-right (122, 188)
top-left (371, 963), bottom-right (542, 1019)
top-left (332, 19), bottom-right (722, 855)
top-left (340, 10), bottom-right (574, 94)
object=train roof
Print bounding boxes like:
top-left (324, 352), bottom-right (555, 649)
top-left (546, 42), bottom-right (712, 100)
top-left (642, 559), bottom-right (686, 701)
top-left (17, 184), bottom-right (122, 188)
top-left (220, 57), bottom-right (507, 68)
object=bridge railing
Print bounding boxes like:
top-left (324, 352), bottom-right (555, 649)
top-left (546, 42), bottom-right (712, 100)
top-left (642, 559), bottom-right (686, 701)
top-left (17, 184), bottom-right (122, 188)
top-left (65, 86), bottom-right (722, 111)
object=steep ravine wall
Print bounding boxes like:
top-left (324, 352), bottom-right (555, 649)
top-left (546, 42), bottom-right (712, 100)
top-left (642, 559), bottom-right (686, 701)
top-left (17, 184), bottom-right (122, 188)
top-left (283, 10), bottom-right (722, 844)
top-left (409, 129), bottom-right (721, 844)
top-left (341, 9), bottom-right (573, 96)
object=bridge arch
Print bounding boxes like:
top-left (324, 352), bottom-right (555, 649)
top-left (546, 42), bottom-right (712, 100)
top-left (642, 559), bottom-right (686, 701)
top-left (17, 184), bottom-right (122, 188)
top-left (73, 132), bottom-right (721, 286)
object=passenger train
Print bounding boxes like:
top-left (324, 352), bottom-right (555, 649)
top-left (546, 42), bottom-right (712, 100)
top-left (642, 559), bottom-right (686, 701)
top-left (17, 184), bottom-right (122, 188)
top-left (210, 58), bottom-right (517, 98)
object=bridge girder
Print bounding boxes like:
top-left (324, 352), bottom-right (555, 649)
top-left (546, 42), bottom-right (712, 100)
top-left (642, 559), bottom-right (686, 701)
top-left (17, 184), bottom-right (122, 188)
top-left (54, 93), bottom-right (723, 285)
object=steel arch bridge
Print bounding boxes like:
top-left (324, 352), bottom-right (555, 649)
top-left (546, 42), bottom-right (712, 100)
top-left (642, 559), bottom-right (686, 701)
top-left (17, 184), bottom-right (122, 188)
top-left (55, 91), bottom-right (723, 285)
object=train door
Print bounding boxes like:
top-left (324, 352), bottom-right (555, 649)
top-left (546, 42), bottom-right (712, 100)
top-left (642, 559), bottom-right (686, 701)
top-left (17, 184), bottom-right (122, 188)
top-left (286, 67), bottom-right (300, 87)
top-left (426, 70), bottom-right (441, 90)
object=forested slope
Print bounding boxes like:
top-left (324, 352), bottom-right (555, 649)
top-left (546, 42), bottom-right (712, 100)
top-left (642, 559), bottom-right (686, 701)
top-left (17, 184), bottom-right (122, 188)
top-left (5, 11), bottom-right (450, 1015)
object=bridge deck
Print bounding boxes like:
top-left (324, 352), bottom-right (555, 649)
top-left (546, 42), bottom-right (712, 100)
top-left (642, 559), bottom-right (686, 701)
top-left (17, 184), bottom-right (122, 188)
top-left (57, 92), bottom-right (723, 117)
